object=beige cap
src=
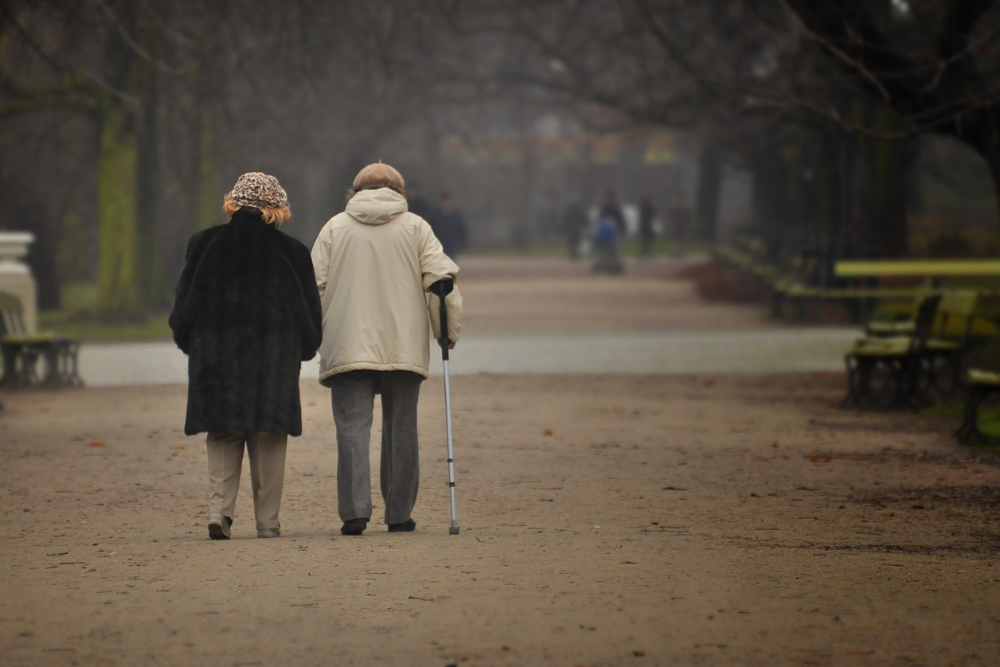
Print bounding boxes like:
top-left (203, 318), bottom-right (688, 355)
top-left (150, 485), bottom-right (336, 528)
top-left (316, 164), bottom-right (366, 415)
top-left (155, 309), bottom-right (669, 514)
top-left (353, 162), bottom-right (405, 194)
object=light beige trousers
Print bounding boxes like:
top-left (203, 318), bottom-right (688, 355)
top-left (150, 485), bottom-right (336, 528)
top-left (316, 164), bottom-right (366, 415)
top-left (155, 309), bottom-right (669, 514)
top-left (206, 430), bottom-right (287, 531)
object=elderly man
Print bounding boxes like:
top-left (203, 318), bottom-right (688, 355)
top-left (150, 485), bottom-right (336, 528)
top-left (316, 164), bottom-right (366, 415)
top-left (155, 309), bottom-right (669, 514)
top-left (311, 163), bottom-right (462, 535)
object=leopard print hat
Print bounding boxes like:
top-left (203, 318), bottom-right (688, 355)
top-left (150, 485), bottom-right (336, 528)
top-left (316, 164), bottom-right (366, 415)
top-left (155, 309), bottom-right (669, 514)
top-left (228, 172), bottom-right (289, 210)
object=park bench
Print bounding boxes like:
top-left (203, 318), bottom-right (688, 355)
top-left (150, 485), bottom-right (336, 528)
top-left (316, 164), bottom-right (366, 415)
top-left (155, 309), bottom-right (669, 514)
top-left (956, 368), bottom-right (1000, 443)
top-left (0, 291), bottom-right (82, 389)
top-left (865, 290), bottom-right (988, 394)
top-left (717, 241), bottom-right (820, 319)
top-left (842, 293), bottom-right (941, 409)
top-left (717, 245), bottom-right (936, 322)
top-left (765, 254), bottom-right (820, 320)
top-left (777, 259), bottom-right (1000, 323)
top-left (921, 290), bottom-right (984, 397)
top-left (867, 296), bottom-right (921, 337)
top-left (717, 238), bottom-right (775, 282)
top-left (835, 259), bottom-right (1000, 280)
top-left (834, 259), bottom-right (1000, 319)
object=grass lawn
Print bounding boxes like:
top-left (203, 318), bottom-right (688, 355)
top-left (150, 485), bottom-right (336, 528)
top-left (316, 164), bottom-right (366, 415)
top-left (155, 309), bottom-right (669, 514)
top-left (38, 282), bottom-right (172, 341)
top-left (924, 400), bottom-right (1000, 449)
top-left (37, 312), bottom-right (172, 341)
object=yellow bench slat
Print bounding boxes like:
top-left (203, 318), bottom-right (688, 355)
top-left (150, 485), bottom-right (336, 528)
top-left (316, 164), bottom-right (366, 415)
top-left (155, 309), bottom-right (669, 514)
top-left (835, 260), bottom-right (1000, 278)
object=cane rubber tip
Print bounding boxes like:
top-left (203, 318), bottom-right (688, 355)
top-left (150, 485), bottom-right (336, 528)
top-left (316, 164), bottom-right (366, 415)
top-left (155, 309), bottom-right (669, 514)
top-left (449, 526), bottom-right (460, 535)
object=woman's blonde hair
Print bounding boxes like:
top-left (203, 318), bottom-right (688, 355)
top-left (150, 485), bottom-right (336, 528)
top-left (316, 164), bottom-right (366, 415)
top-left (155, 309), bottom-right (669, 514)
top-left (223, 194), bottom-right (291, 226)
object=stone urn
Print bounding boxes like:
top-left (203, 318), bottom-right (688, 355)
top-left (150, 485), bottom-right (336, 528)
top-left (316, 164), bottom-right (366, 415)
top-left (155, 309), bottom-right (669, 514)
top-left (0, 232), bottom-right (37, 333)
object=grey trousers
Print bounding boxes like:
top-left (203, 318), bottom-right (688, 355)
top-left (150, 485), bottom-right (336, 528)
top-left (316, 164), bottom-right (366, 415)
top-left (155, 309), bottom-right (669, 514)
top-left (329, 371), bottom-right (423, 525)
top-left (206, 430), bottom-right (287, 531)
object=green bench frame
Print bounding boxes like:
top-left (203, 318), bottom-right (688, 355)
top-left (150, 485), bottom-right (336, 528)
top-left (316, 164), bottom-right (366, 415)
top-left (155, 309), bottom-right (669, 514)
top-left (957, 369), bottom-right (1000, 443)
top-left (841, 294), bottom-right (942, 409)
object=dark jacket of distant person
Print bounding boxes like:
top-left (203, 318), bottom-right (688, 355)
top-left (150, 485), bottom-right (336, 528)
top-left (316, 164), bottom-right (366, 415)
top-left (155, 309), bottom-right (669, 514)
top-left (599, 198), bottom-right (626, 234)
top-left (406, 188), bottom-right (433, 221)
top-left (430, 207), bottom-right (468, 258)
top-left (168, 209), bottom-right (323, 436)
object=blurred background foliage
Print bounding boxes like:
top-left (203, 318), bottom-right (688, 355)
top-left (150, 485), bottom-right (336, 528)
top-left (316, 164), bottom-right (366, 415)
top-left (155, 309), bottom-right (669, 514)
top-left (2, 0), bottom-right (1000, 326)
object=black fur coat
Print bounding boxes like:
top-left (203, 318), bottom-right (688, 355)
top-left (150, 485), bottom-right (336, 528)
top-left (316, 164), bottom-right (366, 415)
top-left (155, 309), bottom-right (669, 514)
top-left (169, 210), bottom-right (323, 436)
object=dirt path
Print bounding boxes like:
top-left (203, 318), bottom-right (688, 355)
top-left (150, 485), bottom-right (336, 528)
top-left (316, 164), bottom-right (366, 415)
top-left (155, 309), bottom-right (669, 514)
top-left (456, 256), bottom-right (771, 334)
top-left (2, 375), bottom-right (999, 666)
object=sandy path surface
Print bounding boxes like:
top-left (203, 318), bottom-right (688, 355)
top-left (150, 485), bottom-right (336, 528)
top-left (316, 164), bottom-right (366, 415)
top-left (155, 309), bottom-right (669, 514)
top-left (77, 256), bottom-right (855, 386)
top-left (457, 256), bottom-right (771, 334)
top-left (3, 375), bottom-right (999, 666)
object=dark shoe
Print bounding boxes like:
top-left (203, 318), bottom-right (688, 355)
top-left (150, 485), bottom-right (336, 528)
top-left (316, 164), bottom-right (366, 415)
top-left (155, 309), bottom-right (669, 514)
top-left (208, 513), bottom-right (233, 540)
top-left (388, 519), bottom-right (416, 532)
top-left (341, 518), bottom-right (368, 536)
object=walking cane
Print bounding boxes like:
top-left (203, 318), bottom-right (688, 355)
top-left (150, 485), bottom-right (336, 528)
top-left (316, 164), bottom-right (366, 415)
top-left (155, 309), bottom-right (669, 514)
top-left (430, 278), bottom-right (460, 535)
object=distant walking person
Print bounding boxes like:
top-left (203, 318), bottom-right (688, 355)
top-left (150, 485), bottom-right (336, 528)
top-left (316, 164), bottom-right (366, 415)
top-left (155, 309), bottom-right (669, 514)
top-left (593, 190), bottom-right (625, 274)
top-left (430, 192), bottom-right (469, 259)
top-left (405, 182), bottom-right (433, 221)
top-left (599, 190), bottom-right (627, 235)
top-left (638, 194), bottom-right (657, 257)
top-left (561, 199), bottom-right (588, 260)
top-left (311, 162), bottom-right (463, 535)
top-left (169, 172), bottom-right (323, 540)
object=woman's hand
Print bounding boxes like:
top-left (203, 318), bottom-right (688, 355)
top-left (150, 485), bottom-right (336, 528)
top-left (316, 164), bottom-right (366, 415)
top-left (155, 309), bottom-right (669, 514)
top-left (438, 339), bottom-right (456, 350)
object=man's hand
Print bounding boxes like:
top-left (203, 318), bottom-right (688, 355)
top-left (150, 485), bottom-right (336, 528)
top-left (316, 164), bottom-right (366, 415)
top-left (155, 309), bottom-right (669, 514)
top-left (438, 339), bottom-right (456, 350)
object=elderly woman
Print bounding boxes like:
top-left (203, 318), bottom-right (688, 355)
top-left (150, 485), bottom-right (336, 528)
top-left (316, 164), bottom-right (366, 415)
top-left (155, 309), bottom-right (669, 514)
top-left (311, 162), bottom-right (462, 535)
top-left (169, 172), bottom-right (322, 540)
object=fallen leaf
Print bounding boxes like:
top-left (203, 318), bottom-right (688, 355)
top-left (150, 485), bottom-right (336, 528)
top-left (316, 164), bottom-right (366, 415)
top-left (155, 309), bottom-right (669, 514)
top-left (915, 452), bottom-right (926, 460)
top-left (810, 454), bottom-right (833, 463)
top-left (543, 428), bottom-right (553, 437)
top-left (783, 445), bottom-right (796, 450)
top-left (175, 445), bottom-right (185, 450)
top-left (845, 650), bottom-right (874, 656)
top-left (87, 442), bottom-right (106, 448)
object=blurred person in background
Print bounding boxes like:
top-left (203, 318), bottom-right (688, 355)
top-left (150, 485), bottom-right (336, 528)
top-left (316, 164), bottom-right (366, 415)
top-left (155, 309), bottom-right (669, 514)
top-left (599, 190), bottom-right (626, 235)
top-left (561, 199), bottom-right (588, 260)
top-left (593, 209), bottom-right (624, 275)
top-left (405, 182), bottom-right (432, 221)
top-left (169, 172), bottom-right (323, 540)
top-left (311, 162), bottom-right (463, 536)
top-left (639, 193), bottom-right (657, 257)
top-left (430, 192), bottom-right (468, 259)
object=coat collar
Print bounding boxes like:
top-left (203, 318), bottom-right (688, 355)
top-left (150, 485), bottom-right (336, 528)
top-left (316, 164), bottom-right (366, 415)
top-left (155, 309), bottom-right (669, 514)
top-left (230, 209), bottom-right (267, 225)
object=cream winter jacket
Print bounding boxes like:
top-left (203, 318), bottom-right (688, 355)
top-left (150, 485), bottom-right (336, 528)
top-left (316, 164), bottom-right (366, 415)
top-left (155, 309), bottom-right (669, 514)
top-left (311, 188), bottom-right (462, 383)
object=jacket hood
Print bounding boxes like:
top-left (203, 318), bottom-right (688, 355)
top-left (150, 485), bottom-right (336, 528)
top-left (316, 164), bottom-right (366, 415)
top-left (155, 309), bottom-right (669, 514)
top-left (345, 188), bottom-right (408, 225)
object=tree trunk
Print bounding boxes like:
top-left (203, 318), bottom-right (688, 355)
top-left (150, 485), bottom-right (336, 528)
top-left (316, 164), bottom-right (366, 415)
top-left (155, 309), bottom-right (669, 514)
top-left (135, 64), bottom-right (166, 312)
top-left (749, 140), bottom-right (793, 247)
top-left (694, 142), bottom-right (722, 243)
top-left (183, 106), bottom-right (222, 231)
top-left (971, 143), bottom-right (1000, 230)
top-left (816, 130), bottom-right (842, 246)
top-left (871, 105), bottom-right (909, 259)
top-left (96, 99), bottom-right (140, 319)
